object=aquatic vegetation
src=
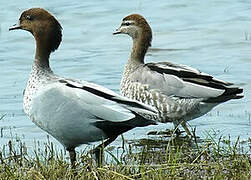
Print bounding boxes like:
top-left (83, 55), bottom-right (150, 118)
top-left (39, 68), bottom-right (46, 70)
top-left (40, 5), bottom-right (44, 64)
top-left (0, 132), bottom-right (250, 179)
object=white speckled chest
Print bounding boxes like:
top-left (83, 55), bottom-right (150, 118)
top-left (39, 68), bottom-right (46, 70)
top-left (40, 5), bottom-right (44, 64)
top-left (23, 64), bottom-right (54, 116)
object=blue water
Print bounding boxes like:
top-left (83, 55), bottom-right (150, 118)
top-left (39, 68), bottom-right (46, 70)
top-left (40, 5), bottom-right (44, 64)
top-left (0, 0), bottom-right (250, 153)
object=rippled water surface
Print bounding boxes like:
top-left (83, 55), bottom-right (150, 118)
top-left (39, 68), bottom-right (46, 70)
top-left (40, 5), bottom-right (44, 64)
top-left (0, 1), bottom-right (251, 151)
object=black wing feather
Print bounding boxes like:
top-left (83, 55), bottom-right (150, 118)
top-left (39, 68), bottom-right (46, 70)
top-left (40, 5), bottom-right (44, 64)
top-left (59, 79), bottom-right (155, 113)
top-left (146, 62), bottom-right (232, 90)
top-left (145, 62), bottom-right (243, 103)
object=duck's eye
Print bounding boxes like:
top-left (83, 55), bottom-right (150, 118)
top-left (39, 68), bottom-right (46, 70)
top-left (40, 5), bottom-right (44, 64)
top-left (122, 22), bottom-right (131, 26)
top-left (26, 15), bottom-right (33, 21)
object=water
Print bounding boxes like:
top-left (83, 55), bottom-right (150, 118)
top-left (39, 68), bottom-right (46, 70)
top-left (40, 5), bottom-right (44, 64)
top-left (0, 1), bottom-right (250, 153)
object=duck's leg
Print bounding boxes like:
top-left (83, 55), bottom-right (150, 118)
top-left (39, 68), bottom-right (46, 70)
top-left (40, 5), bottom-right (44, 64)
top-left (93, 135), bottom-right (118, 166)
top-left (173, 120), bottom-right (192, 137)
top-left (180, 121), bottom-right (192, 137)
top-left (67, 147), bottom-right (76, 168)
top-left (173, 120), bottom-right (184, 136)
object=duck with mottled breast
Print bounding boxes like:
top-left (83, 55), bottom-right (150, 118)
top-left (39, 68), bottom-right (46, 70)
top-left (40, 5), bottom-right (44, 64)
top-left (9, 8), bottom-right (158, 167)
top-left (113, 14), bottom-right (243, 136)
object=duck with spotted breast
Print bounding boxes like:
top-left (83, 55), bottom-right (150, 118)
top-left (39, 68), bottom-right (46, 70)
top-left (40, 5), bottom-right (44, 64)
top-left (9, 8), bottom-right (158, 167)
top-left (113, 14), bottom-right (243, 136)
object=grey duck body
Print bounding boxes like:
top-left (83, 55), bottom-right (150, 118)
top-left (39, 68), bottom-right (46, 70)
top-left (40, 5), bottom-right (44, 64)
top-left (114, 14), bottom-right (243, 135)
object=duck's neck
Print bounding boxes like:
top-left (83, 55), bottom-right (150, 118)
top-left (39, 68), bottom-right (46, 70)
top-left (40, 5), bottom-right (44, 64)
top-left (34, 34), bottom-right (51, 69)
top-left (130, 32), bottom-right (151, 65)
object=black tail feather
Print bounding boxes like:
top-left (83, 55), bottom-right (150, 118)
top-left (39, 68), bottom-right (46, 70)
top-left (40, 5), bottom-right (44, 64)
top-left (203, 87), bottom-right (243, 103)
top-left (222, 87), bottom-right (243, 96)
top-left (93, 113), bottom-right (156, 138)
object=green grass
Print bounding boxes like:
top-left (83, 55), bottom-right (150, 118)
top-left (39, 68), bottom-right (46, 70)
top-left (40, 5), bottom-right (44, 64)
top-left (0, 130), bottom-right (250, 179)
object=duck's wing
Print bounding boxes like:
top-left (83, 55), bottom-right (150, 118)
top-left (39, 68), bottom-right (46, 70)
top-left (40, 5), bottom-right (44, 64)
top-left (130, 62), bottom-right (243, 102)
top-left (31, 78), bottom-right (157, 125)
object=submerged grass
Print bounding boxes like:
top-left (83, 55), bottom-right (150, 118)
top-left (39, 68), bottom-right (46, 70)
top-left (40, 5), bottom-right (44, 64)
top-left (0, 130), bottom-right (250, 179)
